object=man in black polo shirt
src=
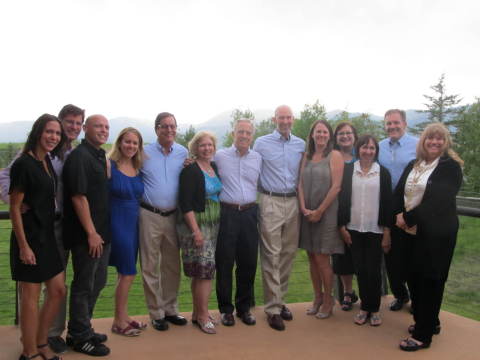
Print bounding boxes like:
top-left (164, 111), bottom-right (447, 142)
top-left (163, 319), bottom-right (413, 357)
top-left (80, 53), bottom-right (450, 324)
top-left (63, 114), bottom-right (111, 356)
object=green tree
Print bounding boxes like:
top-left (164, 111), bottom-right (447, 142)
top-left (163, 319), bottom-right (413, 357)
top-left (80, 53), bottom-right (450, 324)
top-left (223, 109), bottom-right (255, 147)
top-left (331, 111), bottom-right (384, 140)
top-left (176, 125), bottom-right (196, 148)
top-left (449, 99), bottom-right (480, 193)
top-left (253, 118), bottom-right (276, 140)
top-left (293, 100), bottom-right (327, 141)
top-left (414, 73), bottom-right (463, 133)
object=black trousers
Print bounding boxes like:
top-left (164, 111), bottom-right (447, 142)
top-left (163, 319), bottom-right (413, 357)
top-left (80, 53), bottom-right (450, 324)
top-left (385, 226), bottom-right (414, 301)
top-left (68, 242), bottom-right (110, 342)
top-left (349, 230), bottom-right (383, 312)
top-left (409, 273), bottom-right (444, 344)
top-left (215, 204), bottom-right (258, 315)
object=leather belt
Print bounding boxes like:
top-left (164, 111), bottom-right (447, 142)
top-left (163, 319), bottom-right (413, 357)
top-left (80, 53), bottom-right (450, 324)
top-left (259, 188), bottom-right (297, 197)
top-left (141, 203), bottom-right (177, 217)
top-left (220, 202), bottom-right (257, 212)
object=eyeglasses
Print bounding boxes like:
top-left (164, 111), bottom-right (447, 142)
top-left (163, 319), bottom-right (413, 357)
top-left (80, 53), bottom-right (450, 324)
top-left (158, 124), bottom-right (177, 130)
top-left (337, 131), bottom-right (353, 136)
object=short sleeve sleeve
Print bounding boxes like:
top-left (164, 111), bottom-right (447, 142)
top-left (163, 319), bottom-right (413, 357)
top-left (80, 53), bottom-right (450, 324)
top-left (9, 157), bottom-right (29, 194)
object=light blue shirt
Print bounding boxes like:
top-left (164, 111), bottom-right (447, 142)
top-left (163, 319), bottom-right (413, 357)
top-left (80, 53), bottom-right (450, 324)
top-left (378, 133), bottom-right (418, 190)
top-left (214, 146), bottom-right (262, 205)
top-left (141, 141), bottom-right (188, 210)
top-left (253, 130), bottom-right (305, 193)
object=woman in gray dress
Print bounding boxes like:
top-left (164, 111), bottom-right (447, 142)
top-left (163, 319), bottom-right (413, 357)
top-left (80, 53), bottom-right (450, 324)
top-left (298, 120), bottom-right (344, 319)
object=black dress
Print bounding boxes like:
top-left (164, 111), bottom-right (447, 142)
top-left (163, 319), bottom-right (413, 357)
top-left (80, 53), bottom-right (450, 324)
top-left (10, 153), bottom-right (63, 283)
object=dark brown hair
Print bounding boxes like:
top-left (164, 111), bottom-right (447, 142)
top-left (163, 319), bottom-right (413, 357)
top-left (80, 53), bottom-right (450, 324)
top-left (58, 104), bottom-right (85, 122)
top-left (23, 114), bottom-right (66, 158)
top-left (155, 112), bottom-right (177, 129)
top-left (355, 134), bottom-right (379, 161)
top-left (306, 120), bottom-right (334, 160)
top-left (333, 121), bottom-right (358, 150)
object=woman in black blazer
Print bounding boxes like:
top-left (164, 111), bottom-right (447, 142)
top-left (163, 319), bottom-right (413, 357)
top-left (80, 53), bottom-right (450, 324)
top-left (338, 135), bottom-right (392, 326)
top-left (179, 131), bottom-right (222, 334)
top-left (395, 123), bottom-right (463, 351)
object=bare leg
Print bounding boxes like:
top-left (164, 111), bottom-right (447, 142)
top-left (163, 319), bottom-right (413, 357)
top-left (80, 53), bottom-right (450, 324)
top-left (341, 274), bottom-right (354, 294)
top-left (19, 282), bottom-right (41, 357)
top-left (312, 254), bottom-right (335, 313)
top-left (113, 274), bottom-right (136, 328)
top-left (38, 273), bottom-right (66, 359)
top-left (307, 252), bottom-right (324, 314)
top-left (193, 279), bottom-right (212, 322)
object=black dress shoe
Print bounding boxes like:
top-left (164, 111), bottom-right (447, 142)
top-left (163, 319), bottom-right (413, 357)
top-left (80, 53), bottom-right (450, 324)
top-left (237, 312), bottom-right (256, 326)
top-left (152, 318), bottom-right (169, 331)
top-left (390, 298), bottom-right (409, 311)
top-left (221, 313), bottom-right (235, 326)
top-left (92, 332), bottom-right (108, 344)
top-left (165, 314), bottom-right (188, 326)
top-left (280, 305), bottom-right (293, 321)
top-left (267, 314), bottom-right (285, 331)
top-left (48, 336), bottom-right (68, 354)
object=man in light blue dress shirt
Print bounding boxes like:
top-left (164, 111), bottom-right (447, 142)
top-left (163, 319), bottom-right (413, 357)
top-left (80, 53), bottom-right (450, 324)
top-left (253, 105), bottom-right (305, 331)
top-left (139, 112), bottom-right (189, 331)
top-left (215, 119), bottom-right (262, 327)
top-left (378, 109), bottom-right (418, 312)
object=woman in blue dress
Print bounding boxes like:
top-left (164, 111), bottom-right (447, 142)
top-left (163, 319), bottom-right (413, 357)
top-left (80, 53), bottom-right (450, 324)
top-left (107, 127), bottom-right (145, 336)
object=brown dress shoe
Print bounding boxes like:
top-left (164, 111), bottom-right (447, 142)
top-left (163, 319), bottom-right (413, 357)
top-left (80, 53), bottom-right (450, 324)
top-left (267, 314), bottom-right (285, 331)
top-left (237, 312), bottom-right (256, 326)
top-left (280, 305), bottom-right (293, 321)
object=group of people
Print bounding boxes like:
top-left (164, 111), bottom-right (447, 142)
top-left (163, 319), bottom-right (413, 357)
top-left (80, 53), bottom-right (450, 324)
top-left (1, 104), bottom-right (463, 359)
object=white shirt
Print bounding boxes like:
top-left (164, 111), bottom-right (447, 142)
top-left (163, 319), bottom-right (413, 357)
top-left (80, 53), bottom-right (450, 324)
top-left (347, 161), bottom-right (383, 234)
top-left (404, 157), bottom-right (440, 212)
top-left (214, 146), bottom-right (262, 205)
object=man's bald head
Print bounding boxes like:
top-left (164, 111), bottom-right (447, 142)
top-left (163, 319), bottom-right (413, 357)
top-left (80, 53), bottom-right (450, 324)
top-left (83, 114), bottom-right (109, 148)
top-left (273, 105), bottom-right (294, 138)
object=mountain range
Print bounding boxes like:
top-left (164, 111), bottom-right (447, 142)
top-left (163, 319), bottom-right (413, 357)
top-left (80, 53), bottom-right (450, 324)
top-left (0, 109), bottom-right (429, 143)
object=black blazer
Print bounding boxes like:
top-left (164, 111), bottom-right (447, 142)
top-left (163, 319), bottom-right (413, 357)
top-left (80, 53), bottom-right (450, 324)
top-left (338, 161), bottom-right (393, 228)
top-left (179, 161), bottom-right (219, 214)
top-left (394, 155), bottom-right (463, 280)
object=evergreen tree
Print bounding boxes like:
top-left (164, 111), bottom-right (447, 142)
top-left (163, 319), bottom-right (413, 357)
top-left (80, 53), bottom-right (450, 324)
top-left (414, 73), bottom-right (463, 133)
top-left (223, 109), bottom-right (255, 147)
top-left (293, 100), bottom-right (327, 141)
top-left (176, 125), bottom-right (196, 148)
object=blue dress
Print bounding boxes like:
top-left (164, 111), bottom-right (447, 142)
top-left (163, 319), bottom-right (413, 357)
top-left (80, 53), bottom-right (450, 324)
top-left (109, 161), bottom-right (144, 275)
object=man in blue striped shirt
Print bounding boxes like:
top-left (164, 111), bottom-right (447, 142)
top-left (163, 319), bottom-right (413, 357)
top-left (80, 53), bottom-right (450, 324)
top-left (253, 105), bottom-right (305, 331)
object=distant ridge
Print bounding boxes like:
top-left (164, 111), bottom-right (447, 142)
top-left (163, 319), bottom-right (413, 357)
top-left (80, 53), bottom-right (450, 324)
top-left (0, 109), bottom-right (428, 143)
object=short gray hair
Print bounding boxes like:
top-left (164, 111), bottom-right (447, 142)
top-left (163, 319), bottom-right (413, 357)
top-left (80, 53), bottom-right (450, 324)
top-left (233, 118), bottom-right (255, 133)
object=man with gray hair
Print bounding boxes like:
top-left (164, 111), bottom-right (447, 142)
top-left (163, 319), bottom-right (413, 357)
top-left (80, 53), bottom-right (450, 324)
top-left (253, 106), bottom-right (305, 331)
top-left (214, 119), bottom-right (262, 326)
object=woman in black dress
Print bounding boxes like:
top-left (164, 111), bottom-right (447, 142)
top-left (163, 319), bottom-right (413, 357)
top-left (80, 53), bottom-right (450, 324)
top-left (395, 123), bottom-right (463, 351)
top-left (10, 114), bottom-right (66, 360)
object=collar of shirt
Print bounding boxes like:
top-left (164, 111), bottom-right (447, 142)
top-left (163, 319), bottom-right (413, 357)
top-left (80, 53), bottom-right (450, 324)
top-left (81, 139), bottom-right (106, 158)
top-left (389, 132), bottom-right (410, 147)
top-left (273, 129), bottom-right (291, 141)
top-left (231, 145), bottom-right (250, 157)
top-left (354, 161), bottom-right (380, 176)
top-left (156, 141), bottom-right (174, 154)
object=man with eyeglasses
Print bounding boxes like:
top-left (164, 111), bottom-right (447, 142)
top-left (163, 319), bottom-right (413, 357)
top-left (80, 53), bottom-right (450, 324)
top-left (139, 112), bottom-right (188, 331)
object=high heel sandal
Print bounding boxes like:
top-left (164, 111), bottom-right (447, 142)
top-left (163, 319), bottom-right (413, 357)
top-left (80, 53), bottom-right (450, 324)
top-left (315, 297), bottom-right (334, 319)
top-left (306, 298), bottom-right (323, 315)
top-left (341, 291), bottom-right (359, 311)
top-left (37, 343), bottom-right (62, 360)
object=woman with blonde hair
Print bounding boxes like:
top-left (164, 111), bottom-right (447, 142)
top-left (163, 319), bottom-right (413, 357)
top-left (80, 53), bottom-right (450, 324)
top-left (395, 123), bottom-right (463, 351)
top-left (179, 131), bottom-right (222, 334)
top-left (108, 127), bottom-right (146, 336)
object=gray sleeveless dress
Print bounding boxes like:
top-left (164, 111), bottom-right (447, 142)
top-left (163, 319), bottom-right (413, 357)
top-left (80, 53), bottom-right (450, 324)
top-left (299, 153), bottom-right (344, 254)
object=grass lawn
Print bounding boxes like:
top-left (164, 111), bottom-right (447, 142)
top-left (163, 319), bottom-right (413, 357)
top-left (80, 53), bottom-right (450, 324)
top-left (0, 207), bottom-right (478, 325)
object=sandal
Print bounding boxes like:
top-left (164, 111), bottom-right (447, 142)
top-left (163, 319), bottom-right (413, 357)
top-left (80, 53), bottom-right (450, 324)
top-left (37, 343), bottom-right (61, 360)
top-left (399, 338), bottom-right (430, 352)
top-left (194, 319), bottom-right (216, 334)
top-left (128, 320), bottom-right (148, 330)
top-left (369, 313), bottom-right (382, 326)
top-left (19, 354), bottom-right (44, 360)
top-left (354, 312), bottom-right (369, 325)
top-left (111, 324), bottom-right (141, 337)
top-left (192, 314), bottom-right (218, 325)
top-left (341, 291), bottom-right (358, 311)
top-left (306, 298), bottom-right (323, 315)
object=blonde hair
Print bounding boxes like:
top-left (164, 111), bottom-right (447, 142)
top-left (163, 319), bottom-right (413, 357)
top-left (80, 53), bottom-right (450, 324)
top-left (108, 127), bottom-right (145, 170)
top-left (188, 131), bottom-right (217, 159)
top-left (416, 122), bottom-right (463, 167)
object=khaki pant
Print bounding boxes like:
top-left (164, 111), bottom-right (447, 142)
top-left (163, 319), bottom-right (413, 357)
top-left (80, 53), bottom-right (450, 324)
top-left (258, 194), bottom-right (300, 315)
top-left (139, 208), bottom-right (181, 320)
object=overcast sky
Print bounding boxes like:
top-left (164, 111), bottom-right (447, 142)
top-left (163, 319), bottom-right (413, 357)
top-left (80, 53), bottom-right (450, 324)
top-left (1, 0), bottom-right (479, 125)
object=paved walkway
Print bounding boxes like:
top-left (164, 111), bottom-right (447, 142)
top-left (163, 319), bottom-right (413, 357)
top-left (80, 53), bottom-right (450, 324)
top-left (2, 297), bottom-right (479, 360)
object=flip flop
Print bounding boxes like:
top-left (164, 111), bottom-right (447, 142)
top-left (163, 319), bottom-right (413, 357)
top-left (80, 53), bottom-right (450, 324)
top-left (111, 324), bottom-right (141, 337)
top-left (128, 320), bottom-right (148, 330)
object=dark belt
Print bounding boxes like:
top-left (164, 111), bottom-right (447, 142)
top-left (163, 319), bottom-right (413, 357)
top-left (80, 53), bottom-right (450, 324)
top-left (220, 202), bottom-right (257, 212)
top-left (141, 203), bottom-right (177, 217)
top-left (259, 188), bottom-right (297, 197)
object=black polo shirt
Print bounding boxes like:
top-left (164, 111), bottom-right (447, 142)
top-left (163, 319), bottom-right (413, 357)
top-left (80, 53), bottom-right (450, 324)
top-left (62, 139), bottom-right (111, 249)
